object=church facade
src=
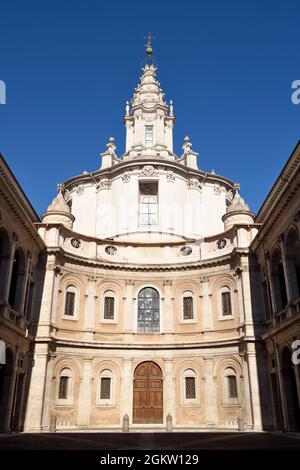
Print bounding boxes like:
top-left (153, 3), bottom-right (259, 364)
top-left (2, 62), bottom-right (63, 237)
top-left (0, 45), bottom-right (299, 433)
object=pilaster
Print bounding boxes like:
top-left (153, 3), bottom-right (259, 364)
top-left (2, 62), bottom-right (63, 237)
top-left (200, 277), bottom-right (212, 330)
top-left (203, 357), bottom-right (218, 426)
top-left (77, 357), bottom-right (92, 428)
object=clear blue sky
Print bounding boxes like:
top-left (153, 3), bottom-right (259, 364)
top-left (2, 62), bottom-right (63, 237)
top-left (0, 0), bottom-right (299, 216)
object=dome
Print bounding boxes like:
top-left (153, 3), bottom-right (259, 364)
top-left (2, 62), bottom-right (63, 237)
top-left (46, 192), bottom-right (71, 213)
top-left (42, 192), bottom-right (75, 229)
top-left (222, 191), bottom-right (254, 229)
top-left (226, 192), bottom-right (250, 213)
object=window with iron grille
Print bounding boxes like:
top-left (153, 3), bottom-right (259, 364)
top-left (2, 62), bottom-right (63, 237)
top-left (221, 290), bottom-right (232, 316)
top-left (104, 296), bottom-right (115, 320)
top-left (100, 377), bottom-right (111, 399)
top-left (64, 290), bottom-right (75, 316)
top-left (185, 377), bottom-right (196, 399)
top-left (183, 296), bottom-right (194, 320)
top-left (227, 375), bottom-right (238, 398)
top-left (59, 376), bottom-right (69, 399)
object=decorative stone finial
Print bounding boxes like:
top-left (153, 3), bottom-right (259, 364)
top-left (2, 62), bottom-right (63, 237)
top-left (100, 136), bottom-right (120, 168)
top-left (145, 32), bottom-right (155, 57)
top-left (125, 101), bottom-right (130, 116)
top-left (169, 99), bottom-right (174, 116)
top-left (106, 137), bottom-right (116, 156)
top-left (182, 136), bottom-right (192, 154)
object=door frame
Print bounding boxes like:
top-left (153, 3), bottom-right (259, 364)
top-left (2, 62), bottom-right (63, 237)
top-left (132, 361), bottom-right (163, 424)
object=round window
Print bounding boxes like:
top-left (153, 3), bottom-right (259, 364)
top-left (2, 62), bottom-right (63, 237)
top-left (180, 246), bottom-right (192, 256)
top-left (105, 245), bottom-right (117, 255)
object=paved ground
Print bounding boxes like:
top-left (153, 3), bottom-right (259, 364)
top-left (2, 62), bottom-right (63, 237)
top-left (0, 432), bottom-right (300, 450)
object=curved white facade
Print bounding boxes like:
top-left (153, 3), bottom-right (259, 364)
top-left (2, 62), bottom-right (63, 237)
top-left (65, 163), bottom-right (235, 241)
top-left (23, 52), bottom-right (272, 433)
top-left (62, 63), bottom-right (238, 243)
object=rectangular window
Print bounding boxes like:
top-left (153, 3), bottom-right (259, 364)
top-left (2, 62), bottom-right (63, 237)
top-left (185, 377), bottom-right (196, 399)
top-left (183, 296), bottom-right (194, 320)
top-left (139, 182), bottom-right (158, 227)
top-left (221, 291), bottom-right (232, 316)
top-left (64, 291), bottom-right (75, 316)
top-left (227, 375), bottom-right (237, 398)
top-left (104, 296), bottom-right (115, 320)
top-left (100, 377), bottom-right (111, 399)
top-left (145, 126), bottom-right (153, 146)
top-left (59, 376), bottom-right (69, 399)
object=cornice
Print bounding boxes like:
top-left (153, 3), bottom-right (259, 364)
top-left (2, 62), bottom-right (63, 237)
top-left (61, 157), bottom-right (236, 192)
top-left (255, 140), bottom-right (300, 224)
top-left (35, 223), bottom-right (196, 246)
top-left (0, 157), bottom-right (45, 249)
top-left (251, 177), bottom-right (300, 251)
top-left (35, 335), bottom-right (246, 350)
top-left (0, 154), bottom-right (40, 222)
top-left (203, 223), bottom-right (261, 242)
top-left (46, 245), bottom-right (244, 272)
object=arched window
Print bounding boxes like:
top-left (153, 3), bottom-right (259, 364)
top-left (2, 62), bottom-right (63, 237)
top-left (103, 291), bottom-right (116, 321)
top-left (224, 367), bottom-right (238, 402)
top-left (271, 248), bottom-right (288, 312)
top-left (182, 291), bottom-right (194, 321)
top-left (181, 368), bottom-right (199, 406)
top-left (183, 369), bottom-right (197, 401)
top-left (58, 368), bottom-right (72, 403)
top-left (8, 247), bottom-right (25, 312)
top-left (63, 285), bottom-right (77, 318)
top-left (219, 286), bottom-right (233, 318)
top-left (99, 369), bottom-right (113, 404)
top-left (137, 287), bottom-right (160, 332)
top-left (0, 227), bottom-right (10, 302)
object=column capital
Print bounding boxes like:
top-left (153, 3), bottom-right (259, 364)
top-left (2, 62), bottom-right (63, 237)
top-left (123, 357), bottom-right (134, 363)
top-left (83, 356), bottom-right (94, 363)
top-left (163, 357), bottom-right (173, 363)
top-left (203, 356), bottom-right (214, 362)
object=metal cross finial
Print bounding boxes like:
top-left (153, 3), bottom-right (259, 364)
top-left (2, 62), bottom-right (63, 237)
top-left (144, 32), bottom-right (156, 56)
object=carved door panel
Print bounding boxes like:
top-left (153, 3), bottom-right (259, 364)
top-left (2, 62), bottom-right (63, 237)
top-left (133, 362), bottom-right (163, 424)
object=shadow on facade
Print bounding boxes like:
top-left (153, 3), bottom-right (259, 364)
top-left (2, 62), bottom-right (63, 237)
top-left (0, 251), bottom-right (46, 432)
top-left (249, 243), bottom-right (300, 432)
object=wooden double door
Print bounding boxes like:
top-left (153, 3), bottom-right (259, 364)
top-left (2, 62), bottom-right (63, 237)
top-left (133, 361), bottom-right (163, 424)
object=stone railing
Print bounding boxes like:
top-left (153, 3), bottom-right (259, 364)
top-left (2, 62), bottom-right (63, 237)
top-left (0, 303), bottom-right (27, 329)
